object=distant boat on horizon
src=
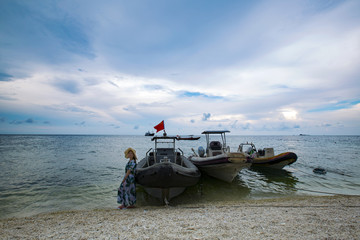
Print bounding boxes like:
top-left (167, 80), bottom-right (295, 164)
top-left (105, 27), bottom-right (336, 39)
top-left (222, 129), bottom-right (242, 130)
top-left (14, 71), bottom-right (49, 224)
top-left (299, 134), bottom-right (310, 136)
top-left (145, 131), bottom-right (155, 136)
top-left (176, 135), bottom-right (200, 140)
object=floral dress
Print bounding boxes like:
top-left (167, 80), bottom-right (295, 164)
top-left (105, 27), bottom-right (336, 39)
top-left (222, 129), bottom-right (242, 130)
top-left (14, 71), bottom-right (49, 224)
top-left (117, 160), bottom-right (137, 206)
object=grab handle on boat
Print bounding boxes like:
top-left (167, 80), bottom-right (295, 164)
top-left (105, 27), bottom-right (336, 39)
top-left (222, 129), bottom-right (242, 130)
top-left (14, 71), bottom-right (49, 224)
top-left (191, 148), bottom-right (198, 157)
top-left (177, 148), bottom-right (183, 155)
top-left (225, 146), bottom-right (230, 153)
top-left (177, 148), bottom-right (184, 165)
top-left (146, 148), bottom-right (153, 166)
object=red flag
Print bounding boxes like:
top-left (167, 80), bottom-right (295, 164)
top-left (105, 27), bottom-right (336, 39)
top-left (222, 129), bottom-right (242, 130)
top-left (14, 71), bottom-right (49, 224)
top-left (154, 120), bottom-right (165, 133)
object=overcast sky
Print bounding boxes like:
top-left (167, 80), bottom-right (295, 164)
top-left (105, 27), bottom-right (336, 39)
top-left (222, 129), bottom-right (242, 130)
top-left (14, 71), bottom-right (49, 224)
top-left (1, 0), bottom-right (359, 135)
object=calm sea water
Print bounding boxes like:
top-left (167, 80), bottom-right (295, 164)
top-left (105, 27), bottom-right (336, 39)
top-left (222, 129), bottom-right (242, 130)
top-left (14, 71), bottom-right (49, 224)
top-left (0, 135), bottom-right (359, 219)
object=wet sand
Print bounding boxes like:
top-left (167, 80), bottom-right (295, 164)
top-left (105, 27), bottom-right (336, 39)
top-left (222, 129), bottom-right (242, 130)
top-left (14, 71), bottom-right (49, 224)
top-left (1, 195), bottom-right (359, 239)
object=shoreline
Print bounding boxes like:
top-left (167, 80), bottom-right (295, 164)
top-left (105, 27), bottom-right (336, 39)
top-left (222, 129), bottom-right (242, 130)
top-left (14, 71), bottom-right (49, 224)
top-left (1, 195), bottom-right (359, 239)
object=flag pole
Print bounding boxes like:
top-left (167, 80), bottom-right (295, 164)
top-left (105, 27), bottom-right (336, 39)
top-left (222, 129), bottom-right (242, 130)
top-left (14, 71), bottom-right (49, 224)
top-left (163, 121), bottom-right (167, 136)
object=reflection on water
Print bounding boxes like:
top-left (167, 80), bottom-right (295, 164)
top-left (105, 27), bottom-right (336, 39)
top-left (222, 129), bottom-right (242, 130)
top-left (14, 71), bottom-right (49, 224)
top-left (244, 167), bottom-right (299, 198)
top-left (136, 174), bottom-right (251, 206)
top-left (250, 166), bottom-right (298, 187)
top-left (136, 167), bottom-right (300, 206)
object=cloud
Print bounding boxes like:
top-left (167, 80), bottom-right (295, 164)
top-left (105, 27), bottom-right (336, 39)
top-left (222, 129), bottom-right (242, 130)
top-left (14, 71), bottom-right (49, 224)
top-left (75, 121), bottom-right (86, 126)
top-left (9, 120), bottom-right (22, 125)
top-left (9, 118), bottom-right (36, 125)
top-left (0, 0), bottom-right (94, 65)
top-left (25, 118), bottom-right (35, 123)
top-left (41, 13), bottom-right (94, 59)
top-left (0, 95), bottom-right (17, 101)
top-left (53, 79), bottom-right (82, 94)
top-left (108, 81), bottom-right (119, 88)
top-left (144, 84), bottom-right (165, 91)
top-left (109, 123), bottom-right (121, 129)
top-left (45, 104), bottom-right (95, 115)
top-left (202, 113), bottom-right (211, 121)
top-left (0, 73), bottom-right (13, 81)
top-left (0, 0), bottom-right (359, 135)
top-left (321, 123), bottom-right (332, 128)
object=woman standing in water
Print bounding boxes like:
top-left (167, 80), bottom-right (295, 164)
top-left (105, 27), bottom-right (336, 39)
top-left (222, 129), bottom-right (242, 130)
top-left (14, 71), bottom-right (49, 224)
top-left (117, 148), bottom-right (137, 209)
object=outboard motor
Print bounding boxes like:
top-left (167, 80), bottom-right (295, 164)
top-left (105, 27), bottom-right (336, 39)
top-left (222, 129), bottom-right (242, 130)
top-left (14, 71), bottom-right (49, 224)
top-left (198, 146), bottom-right (205, 157)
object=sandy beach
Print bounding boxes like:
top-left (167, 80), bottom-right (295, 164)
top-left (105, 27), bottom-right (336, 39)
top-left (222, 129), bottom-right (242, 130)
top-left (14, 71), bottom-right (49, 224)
top-left (1, 195), bottom-right (359, 239)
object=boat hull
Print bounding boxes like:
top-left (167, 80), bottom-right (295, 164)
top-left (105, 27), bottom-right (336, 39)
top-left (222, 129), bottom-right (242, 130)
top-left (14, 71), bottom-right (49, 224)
top-left (190, 153), bottom-right (250, 183)
top-left (136, 162), bottom-right (200, 188)
top-left (251, 152), bottom-right (297, 169)
top-left (136, 157), bottom-right (200, 201)
top-left (143, 187), bottom-right (186, 202)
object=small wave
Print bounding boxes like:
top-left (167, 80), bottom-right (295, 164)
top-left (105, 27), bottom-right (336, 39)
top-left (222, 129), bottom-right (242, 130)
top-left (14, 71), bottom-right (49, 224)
top-left (106, 166), bottom-right (120, 170)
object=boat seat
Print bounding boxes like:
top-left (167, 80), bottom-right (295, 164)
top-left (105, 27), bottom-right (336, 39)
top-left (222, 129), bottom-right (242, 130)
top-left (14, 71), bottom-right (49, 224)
top-left (210, 141), bottom-right (222, 150)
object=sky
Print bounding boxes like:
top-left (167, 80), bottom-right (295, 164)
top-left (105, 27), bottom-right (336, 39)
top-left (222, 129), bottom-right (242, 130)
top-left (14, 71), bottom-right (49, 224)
top-left (0, 0), bottom-right (359, 135)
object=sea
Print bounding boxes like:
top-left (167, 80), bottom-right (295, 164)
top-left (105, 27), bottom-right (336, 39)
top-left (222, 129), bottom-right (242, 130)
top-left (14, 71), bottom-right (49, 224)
top-left (0, 134), bottom-right (359, 219)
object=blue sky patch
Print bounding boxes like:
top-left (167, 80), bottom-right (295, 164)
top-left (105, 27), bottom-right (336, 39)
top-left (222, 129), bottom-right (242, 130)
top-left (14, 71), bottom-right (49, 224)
top-left (180, 91), bottom-right (223, 99)
top-left (309, 100), bottom-right (360, 112)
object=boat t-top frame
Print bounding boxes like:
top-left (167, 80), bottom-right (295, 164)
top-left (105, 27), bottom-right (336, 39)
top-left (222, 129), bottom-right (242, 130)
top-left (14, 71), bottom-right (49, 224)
top-left (151, 135), bottom-right (177, 148)
top-left (201, 130), bottom-right (230, 152)
top-left (148, 135), bottom-right (184, 164)
top-left (238, 142), bottom-right (257, 153)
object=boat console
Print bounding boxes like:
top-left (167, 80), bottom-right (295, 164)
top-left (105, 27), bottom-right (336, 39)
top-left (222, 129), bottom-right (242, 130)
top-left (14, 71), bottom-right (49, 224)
top-left (155, 148), bottom-right (176, 163)
top-left (208, 141), bottom-right (223, 157)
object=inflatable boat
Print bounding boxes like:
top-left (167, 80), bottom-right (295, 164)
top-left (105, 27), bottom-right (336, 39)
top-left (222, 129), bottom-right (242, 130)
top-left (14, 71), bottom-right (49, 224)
top-left (136, 135), bottom-right (201, 204)
top-left (238, 142), bottom-right (297, 169)
top-left (189, 131), bottom-right (251, 183)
